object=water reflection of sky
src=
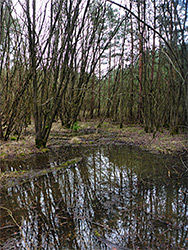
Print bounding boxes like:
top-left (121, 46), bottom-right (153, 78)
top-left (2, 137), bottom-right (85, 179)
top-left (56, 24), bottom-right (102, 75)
top-left (0, 145), bottom-right (187, 249)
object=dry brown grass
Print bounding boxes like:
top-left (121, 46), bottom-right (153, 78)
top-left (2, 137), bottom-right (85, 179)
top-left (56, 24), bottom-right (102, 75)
top-left (0, 120), bottom-right (187, 159)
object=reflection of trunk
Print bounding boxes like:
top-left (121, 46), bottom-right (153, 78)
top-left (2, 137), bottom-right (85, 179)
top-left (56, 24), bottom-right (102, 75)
top-left (36, 205), bottom-right (43, 248)
top-left (93, 152), bottom-right (96, 191)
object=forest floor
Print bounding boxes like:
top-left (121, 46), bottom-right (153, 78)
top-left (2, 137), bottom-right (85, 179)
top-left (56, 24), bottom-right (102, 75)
top-left (0, 120), bottom-right (187, 160)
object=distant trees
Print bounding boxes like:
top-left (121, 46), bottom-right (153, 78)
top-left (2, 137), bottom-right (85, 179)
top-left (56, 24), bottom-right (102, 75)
top-left (0, 0), bottom-right (187, 147)
top-left (0, 0), bottom-right (31, 140)
top-left (103, 0), bottom-right (188, 133)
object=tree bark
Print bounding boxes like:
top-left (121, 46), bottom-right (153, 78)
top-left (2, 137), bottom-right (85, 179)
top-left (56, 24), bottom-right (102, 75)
top-left (138, 0), bottom-right (143, 123)
top-left (129, 0), bottom-right (134, 121)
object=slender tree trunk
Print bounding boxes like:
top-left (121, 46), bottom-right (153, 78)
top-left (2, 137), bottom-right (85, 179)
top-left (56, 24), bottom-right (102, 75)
top-left (129, 0), bottom-right (134, 121)
top-left (32, 0), bottom-right (43, 146)
top-left (119, 60), bottom-right (124, 128)
top-left (0, 0), bottom-right (4, 45)
top-left (184, 77), bottom-right (188, 125)
top-left (168, 1), bottom-right (176, 129)
top-left (98, 47), bottom-right (101, 117)
top-left (90, 72), bottom-right (95, 119)
top-left (106, 40), bottom-right (111, 118)
top-left (0, 1), bottom-right (3, 138)
top-left (149, 0), bottom-right (156, 131)
top-left (138, 0), bottom-right (143, 123)
top-left (90, 44), bottom-right (95, 119)
top-left (0, 113), bottom-right (3, 140)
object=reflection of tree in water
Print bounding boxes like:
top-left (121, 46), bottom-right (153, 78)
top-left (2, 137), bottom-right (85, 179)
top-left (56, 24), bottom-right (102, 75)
top-left (101, 146), bottom-right (188, 249)
top-left (0, 146), bottom-right (187, 249)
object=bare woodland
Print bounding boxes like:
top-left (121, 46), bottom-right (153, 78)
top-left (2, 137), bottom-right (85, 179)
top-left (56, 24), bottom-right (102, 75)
top-left (0, 0), bottom-right (187, 148)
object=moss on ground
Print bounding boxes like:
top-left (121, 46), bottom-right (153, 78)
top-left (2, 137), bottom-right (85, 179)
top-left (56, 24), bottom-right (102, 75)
top-left (0, 158), bottom-right (82, 189)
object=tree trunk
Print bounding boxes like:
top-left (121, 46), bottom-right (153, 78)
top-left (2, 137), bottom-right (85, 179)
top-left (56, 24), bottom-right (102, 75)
top-left (129, 0), bottom-right (134, 121)
top-left (98, 48), bottom-right (101, 117)
top-left (148, 0), bottom-right (156, 131)
top-left (106, 40), bottom-right (111, 118)
top-left (0, 114), bottom-right (3, 139)
top-left (138, 0), bottom-right (143, 123)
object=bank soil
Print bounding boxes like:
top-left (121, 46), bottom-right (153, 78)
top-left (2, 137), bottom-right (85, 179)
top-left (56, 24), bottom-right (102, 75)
top-left (0, 121), bottom-right (187, 160)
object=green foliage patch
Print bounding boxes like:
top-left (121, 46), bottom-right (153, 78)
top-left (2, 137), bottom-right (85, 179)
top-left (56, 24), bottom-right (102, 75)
top-left (72, 121), bottom-right (80, 132)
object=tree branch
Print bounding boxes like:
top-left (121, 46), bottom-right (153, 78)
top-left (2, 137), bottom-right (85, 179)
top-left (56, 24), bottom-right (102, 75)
top-left (106, 0), bottom-right (185, 80)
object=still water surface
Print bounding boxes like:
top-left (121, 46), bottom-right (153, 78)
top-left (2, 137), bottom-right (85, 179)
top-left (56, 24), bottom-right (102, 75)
top-left (0, 145), bottom-right (187, 249)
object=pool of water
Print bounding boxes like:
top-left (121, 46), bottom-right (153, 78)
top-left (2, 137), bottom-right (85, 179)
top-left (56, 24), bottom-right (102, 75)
top-left (0, 145), bottom-right (187, 249)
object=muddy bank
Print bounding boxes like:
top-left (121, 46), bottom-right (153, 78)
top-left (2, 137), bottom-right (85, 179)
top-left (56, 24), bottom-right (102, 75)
top-left (0, 121), bottom-right (187, 160)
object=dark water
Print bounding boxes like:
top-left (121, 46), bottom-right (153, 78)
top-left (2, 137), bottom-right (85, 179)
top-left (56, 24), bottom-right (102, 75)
top-left (0, 145), bottom-right (188, 250)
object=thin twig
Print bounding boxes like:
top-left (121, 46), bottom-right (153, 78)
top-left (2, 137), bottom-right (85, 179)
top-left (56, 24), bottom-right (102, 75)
top-left (0, 206), bottom-right (30, 250)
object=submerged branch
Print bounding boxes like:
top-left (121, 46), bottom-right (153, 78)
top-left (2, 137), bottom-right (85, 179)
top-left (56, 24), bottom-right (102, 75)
top-left (0, 206), bottom-right (30, 250)
top-left (0, 157), bottom-right (83, 189)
